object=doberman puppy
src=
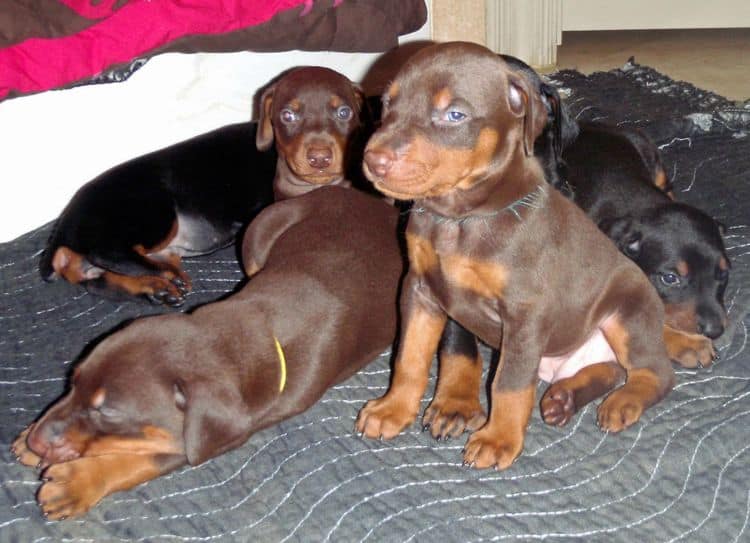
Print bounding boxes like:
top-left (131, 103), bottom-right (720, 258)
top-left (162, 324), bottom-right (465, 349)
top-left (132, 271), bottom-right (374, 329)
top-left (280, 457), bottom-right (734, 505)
top-left (12, 186), bottom-right (403, 519)
top-left (540, 121), bottom-right (729, 426)
top-left (355, 41), bottom-right (677, 470)
top-left (40, 66), bottom-right (364, 306)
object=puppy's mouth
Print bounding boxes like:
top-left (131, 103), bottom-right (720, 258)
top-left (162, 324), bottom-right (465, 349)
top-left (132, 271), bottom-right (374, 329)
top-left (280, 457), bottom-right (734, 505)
top-left (365, 163), bottom-right (450, 201)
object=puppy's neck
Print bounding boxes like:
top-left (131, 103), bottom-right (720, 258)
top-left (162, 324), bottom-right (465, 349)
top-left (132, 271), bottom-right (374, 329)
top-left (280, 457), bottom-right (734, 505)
top-left (273, 158), bottom-right (350, 201)
top-left (419, 155), bottom-right (546, 221)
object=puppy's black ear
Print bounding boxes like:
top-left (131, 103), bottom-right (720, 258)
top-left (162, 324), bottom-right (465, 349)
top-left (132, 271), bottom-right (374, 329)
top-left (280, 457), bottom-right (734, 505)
top-left (507, 74), bottom-right (545, 157)
top-left (256, 84), bottom-right (276, 151)
top-left (178, 378), bottom-right (251, 466)
top-left (600, 216), bottom-right (643, 258)
top-left (540, 84), bottom-right (563, 160)
top-left (716, 220), bottom-right (727, 237)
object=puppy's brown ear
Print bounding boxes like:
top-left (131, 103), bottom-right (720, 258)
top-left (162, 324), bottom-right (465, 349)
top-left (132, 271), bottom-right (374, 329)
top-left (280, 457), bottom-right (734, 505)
top-left (256, 84), bottom-right (276, 151)
top-left (507, 75), bottom-right (545, 157)
top-left (177, 379), bottom-right (251, 466)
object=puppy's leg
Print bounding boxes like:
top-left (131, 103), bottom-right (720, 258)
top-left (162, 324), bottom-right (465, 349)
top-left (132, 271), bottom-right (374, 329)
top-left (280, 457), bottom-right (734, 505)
top-left (463, 321), bottom-right (541, 470)
top-left (598, 293), bottom-right (675, 432)
top-left (423, 319), bottom-right (486, 440)
top-left (663, 325), bottom-right (716, 368)
top-left (356, 277), bottom-right (446, 440)
top-left (12, 425), bottom-right (42, 468)
top-left (39, 453), bottom-right (184, 520)
top-left (540, 362), bottom-right (625, 426)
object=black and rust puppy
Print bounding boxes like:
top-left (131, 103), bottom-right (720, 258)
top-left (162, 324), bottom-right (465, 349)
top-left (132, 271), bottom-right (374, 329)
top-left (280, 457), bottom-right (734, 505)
top-left (540, 122), bottom-right (729, 425)
top-left (13, 186), bottom-right (403, 519)
top-left (355, 41), bottom-right (677, 470)
top-left (41, 66), bottom-right (364, 306)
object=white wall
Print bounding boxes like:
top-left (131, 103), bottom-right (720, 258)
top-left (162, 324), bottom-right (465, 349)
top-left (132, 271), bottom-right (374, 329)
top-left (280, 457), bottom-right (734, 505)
top-left (0, 16), bottom-right (430, 242)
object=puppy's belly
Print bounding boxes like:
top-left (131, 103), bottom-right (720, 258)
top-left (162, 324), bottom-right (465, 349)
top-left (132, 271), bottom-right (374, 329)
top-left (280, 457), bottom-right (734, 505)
top-left (538, 329), bottom-right (616, 383)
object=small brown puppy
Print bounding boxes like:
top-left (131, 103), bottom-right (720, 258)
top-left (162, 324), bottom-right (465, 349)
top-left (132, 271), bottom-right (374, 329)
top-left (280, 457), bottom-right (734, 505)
top-left (257, 66), bottom-right (365, 200)
top-left (12, 186), bottom-right (402, 519)
top-left (355, 41), bottom-right (677, 470)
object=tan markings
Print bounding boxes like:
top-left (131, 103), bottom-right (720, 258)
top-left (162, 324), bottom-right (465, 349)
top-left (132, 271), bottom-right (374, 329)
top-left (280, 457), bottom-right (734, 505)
top-left (39, 453), bottom-right (168, 519)
top-left (664, 302), bottom-right (699, 334)
top-left (653, 168), bottom-right (668, 190)
top-left (99, 271), bottom-right (182, 298)
top-left (433, 87), bottom-right (453, 110)
top-left (424, 351), bottom-right (486, 438)
top-left (84, 426), bottom-right (181, 457)
top-left (463, 384), bottom-right (535, 469)
top-left (91, 388), bottom-right (106, 409)
top-left (663, 324), bottom-right (715, 367)
top-left (288, 98), bottom-right (301, 111)
top-left (355, 309), bottom-right (446, 439)
top-left (52, 247), bottom-right (89, 283)
top-left (387, 81), bottom-right (400, 101)
top-left (406, 232), bottom-right (438, 275)
top-left (720, 257), bottom-right (729, 271)
top-left (676, 260), bottom-right (690, 277)
top-left (455, 128), bottom-right (500, 191)
top-left (597, 367), bottom-right (665, 432)
top-left (329, 95), bottom-right (342, 108)
top-left (600, 316), bottom-right (630, 368)
top-left (11, 425), bottom-right (41, 467)
top-left (442, 254), bottom-right (508, 299)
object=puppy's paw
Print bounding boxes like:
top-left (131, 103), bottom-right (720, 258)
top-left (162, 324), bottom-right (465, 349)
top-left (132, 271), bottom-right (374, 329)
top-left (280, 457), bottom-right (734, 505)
top-left (423, 397), bottom-right (486, 440)
top-left (540, 385), bottom-right (577, 427)
top-left (11, 425), bottom-right (42, 468)
top-left (462, 427), bottom-right (523, 470)
top-left (38, 459), bottom-right (104, 520)
top-left (355, 396), bottom-right (416, 440)
top-left (667, 332), bottom-right (716, 368)
top-left (597, 391), bottom-right (644, 433)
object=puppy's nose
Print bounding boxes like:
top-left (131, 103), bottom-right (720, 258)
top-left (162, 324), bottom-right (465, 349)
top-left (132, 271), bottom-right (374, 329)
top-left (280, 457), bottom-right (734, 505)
top-left (307, 146), bottom-right (332, 170)
top-left (698, 317), bottom-right (724, 339)
top-left (364, 148), bottom-right (395, 178)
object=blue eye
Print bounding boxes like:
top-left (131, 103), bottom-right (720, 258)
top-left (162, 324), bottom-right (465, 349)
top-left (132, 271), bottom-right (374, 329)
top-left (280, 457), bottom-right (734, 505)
top-left (336, 106), bottom-right (353, 120)
top-left (660, 273), bottom-right (681, 286)
top-left (280, 109), bottom-right (299, 123)
top-left (445, 110), bottom-right (466, 122)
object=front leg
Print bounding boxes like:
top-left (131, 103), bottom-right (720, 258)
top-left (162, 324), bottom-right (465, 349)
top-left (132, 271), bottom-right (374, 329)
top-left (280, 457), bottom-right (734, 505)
top-left (38, 453), bottom-right (185, 520)
top-left (356, 275), bottom-right (446, 440)
top-left (12, 424), bottom-right (42, 468)
top-left (463, 322), bottom-right (542, 470)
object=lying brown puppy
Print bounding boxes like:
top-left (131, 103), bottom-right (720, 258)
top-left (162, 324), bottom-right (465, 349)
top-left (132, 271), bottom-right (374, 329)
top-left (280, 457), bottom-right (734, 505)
top-left (12, 186), bottom-right (402, 519)
top-left (356, 41), bottom-right (677, 470)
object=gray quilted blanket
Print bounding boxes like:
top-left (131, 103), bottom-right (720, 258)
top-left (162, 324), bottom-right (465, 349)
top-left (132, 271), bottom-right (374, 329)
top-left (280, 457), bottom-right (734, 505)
top-left (1, 61), bottom-right (749, 542)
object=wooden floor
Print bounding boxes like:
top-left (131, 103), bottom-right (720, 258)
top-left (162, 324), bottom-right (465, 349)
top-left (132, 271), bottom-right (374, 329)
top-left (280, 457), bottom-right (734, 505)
top-left (556, 29), bottom-right (750, 101)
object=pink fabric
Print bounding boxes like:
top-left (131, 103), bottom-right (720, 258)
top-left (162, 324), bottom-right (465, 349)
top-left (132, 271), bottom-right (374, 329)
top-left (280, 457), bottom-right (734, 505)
top-left (0, 0), bottom-right (310, 100)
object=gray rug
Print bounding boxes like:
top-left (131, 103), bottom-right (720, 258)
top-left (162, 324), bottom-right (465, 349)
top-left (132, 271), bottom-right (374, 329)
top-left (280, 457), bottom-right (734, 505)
top-left (1, 61), bottom-right (749, 542)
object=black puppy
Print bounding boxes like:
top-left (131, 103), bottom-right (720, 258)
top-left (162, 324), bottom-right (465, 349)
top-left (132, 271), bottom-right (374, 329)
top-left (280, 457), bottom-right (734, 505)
top-left (39, 123), bottom-right (276, 306)
top-left (564, 121), bottom-right (729, 341)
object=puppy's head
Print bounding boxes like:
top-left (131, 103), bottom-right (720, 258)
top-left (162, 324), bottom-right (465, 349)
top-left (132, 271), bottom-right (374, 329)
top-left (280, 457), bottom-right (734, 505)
top-left (25, 316), bottom-right (267, 468)
top-left (256, 66), bottom-right (364, 185)
top-left (363, 42), bottom-right (546, 203)
top-left (601, 204), bottom-right (730, 338)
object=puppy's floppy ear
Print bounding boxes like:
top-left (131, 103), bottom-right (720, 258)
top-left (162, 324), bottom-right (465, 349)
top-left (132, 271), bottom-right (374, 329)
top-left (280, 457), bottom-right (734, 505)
top-left (256, 83), bottom-right (276, 151)
top-left (599, 216), bottom-right (643, 258)
top-left (176, 378), bottom-right (251, 466)
top-left (507, 74), bottom-right (546, 157)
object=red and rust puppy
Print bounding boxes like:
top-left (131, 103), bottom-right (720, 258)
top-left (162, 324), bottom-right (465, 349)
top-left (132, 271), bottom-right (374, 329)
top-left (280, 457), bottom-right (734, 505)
top-left (12, 186), bottom-right (403, 519)
top-left (355, 41), bottom-right (677, 470)
top-left (41, 66), bottom-right (363, 306)
top-left (256, 66), bottom-right (365, 200)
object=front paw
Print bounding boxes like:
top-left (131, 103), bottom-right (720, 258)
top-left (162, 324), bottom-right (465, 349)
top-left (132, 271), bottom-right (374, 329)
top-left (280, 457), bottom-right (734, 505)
top-left (462, 426), bottom-right (524, 470)
top-left (669, 334), bottom-right (716, 368)
top-left (597, 391), bottom-right (644, 433)
top-left (11, 425), bottom-right (42, 468)
top-left (422, 397), bottom-right (486, 440)
top-left (540, 385), bottom-right (577, 427)
top-left (38, 459), bottom-right (105, 520)
top-left (356, 396), bottom-right (417, 440)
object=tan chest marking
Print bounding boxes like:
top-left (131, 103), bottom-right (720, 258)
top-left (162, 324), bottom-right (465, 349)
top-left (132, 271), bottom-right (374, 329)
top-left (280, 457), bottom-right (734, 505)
top-left (441, 254), bottom-right (508, 299)
top-left (406, 232), bottom-right (439, 275)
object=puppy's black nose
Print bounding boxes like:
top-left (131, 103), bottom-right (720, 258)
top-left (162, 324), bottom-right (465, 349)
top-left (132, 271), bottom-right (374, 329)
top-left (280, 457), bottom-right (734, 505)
top-left (307, 146), bottom-right (332, 170)
top-left (364, 148), bottom-right (394, 178)
top-left (698, 318), bottom-right (724, 339)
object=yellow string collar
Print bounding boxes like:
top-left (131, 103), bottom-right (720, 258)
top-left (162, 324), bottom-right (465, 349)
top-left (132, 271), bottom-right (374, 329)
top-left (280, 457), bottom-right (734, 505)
top-left (273, 336), bottom-right (287, 393)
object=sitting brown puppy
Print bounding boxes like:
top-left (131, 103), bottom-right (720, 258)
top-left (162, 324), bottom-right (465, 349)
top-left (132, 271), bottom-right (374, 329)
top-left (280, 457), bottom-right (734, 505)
top-left (12, 186), bottom-right (402, 519)
top-left (355, 41), bottom-right (677, 470)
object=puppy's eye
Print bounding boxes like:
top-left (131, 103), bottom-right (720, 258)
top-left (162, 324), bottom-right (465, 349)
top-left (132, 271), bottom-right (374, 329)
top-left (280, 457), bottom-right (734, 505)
top-left (659, 272), bottom-right (681, 286)
top-left (280, 109), bottom-right (299, 123)
top-left (441, 109), bottom-right (467, 123)
top-left (336, 106), bottom-right (353, 121)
